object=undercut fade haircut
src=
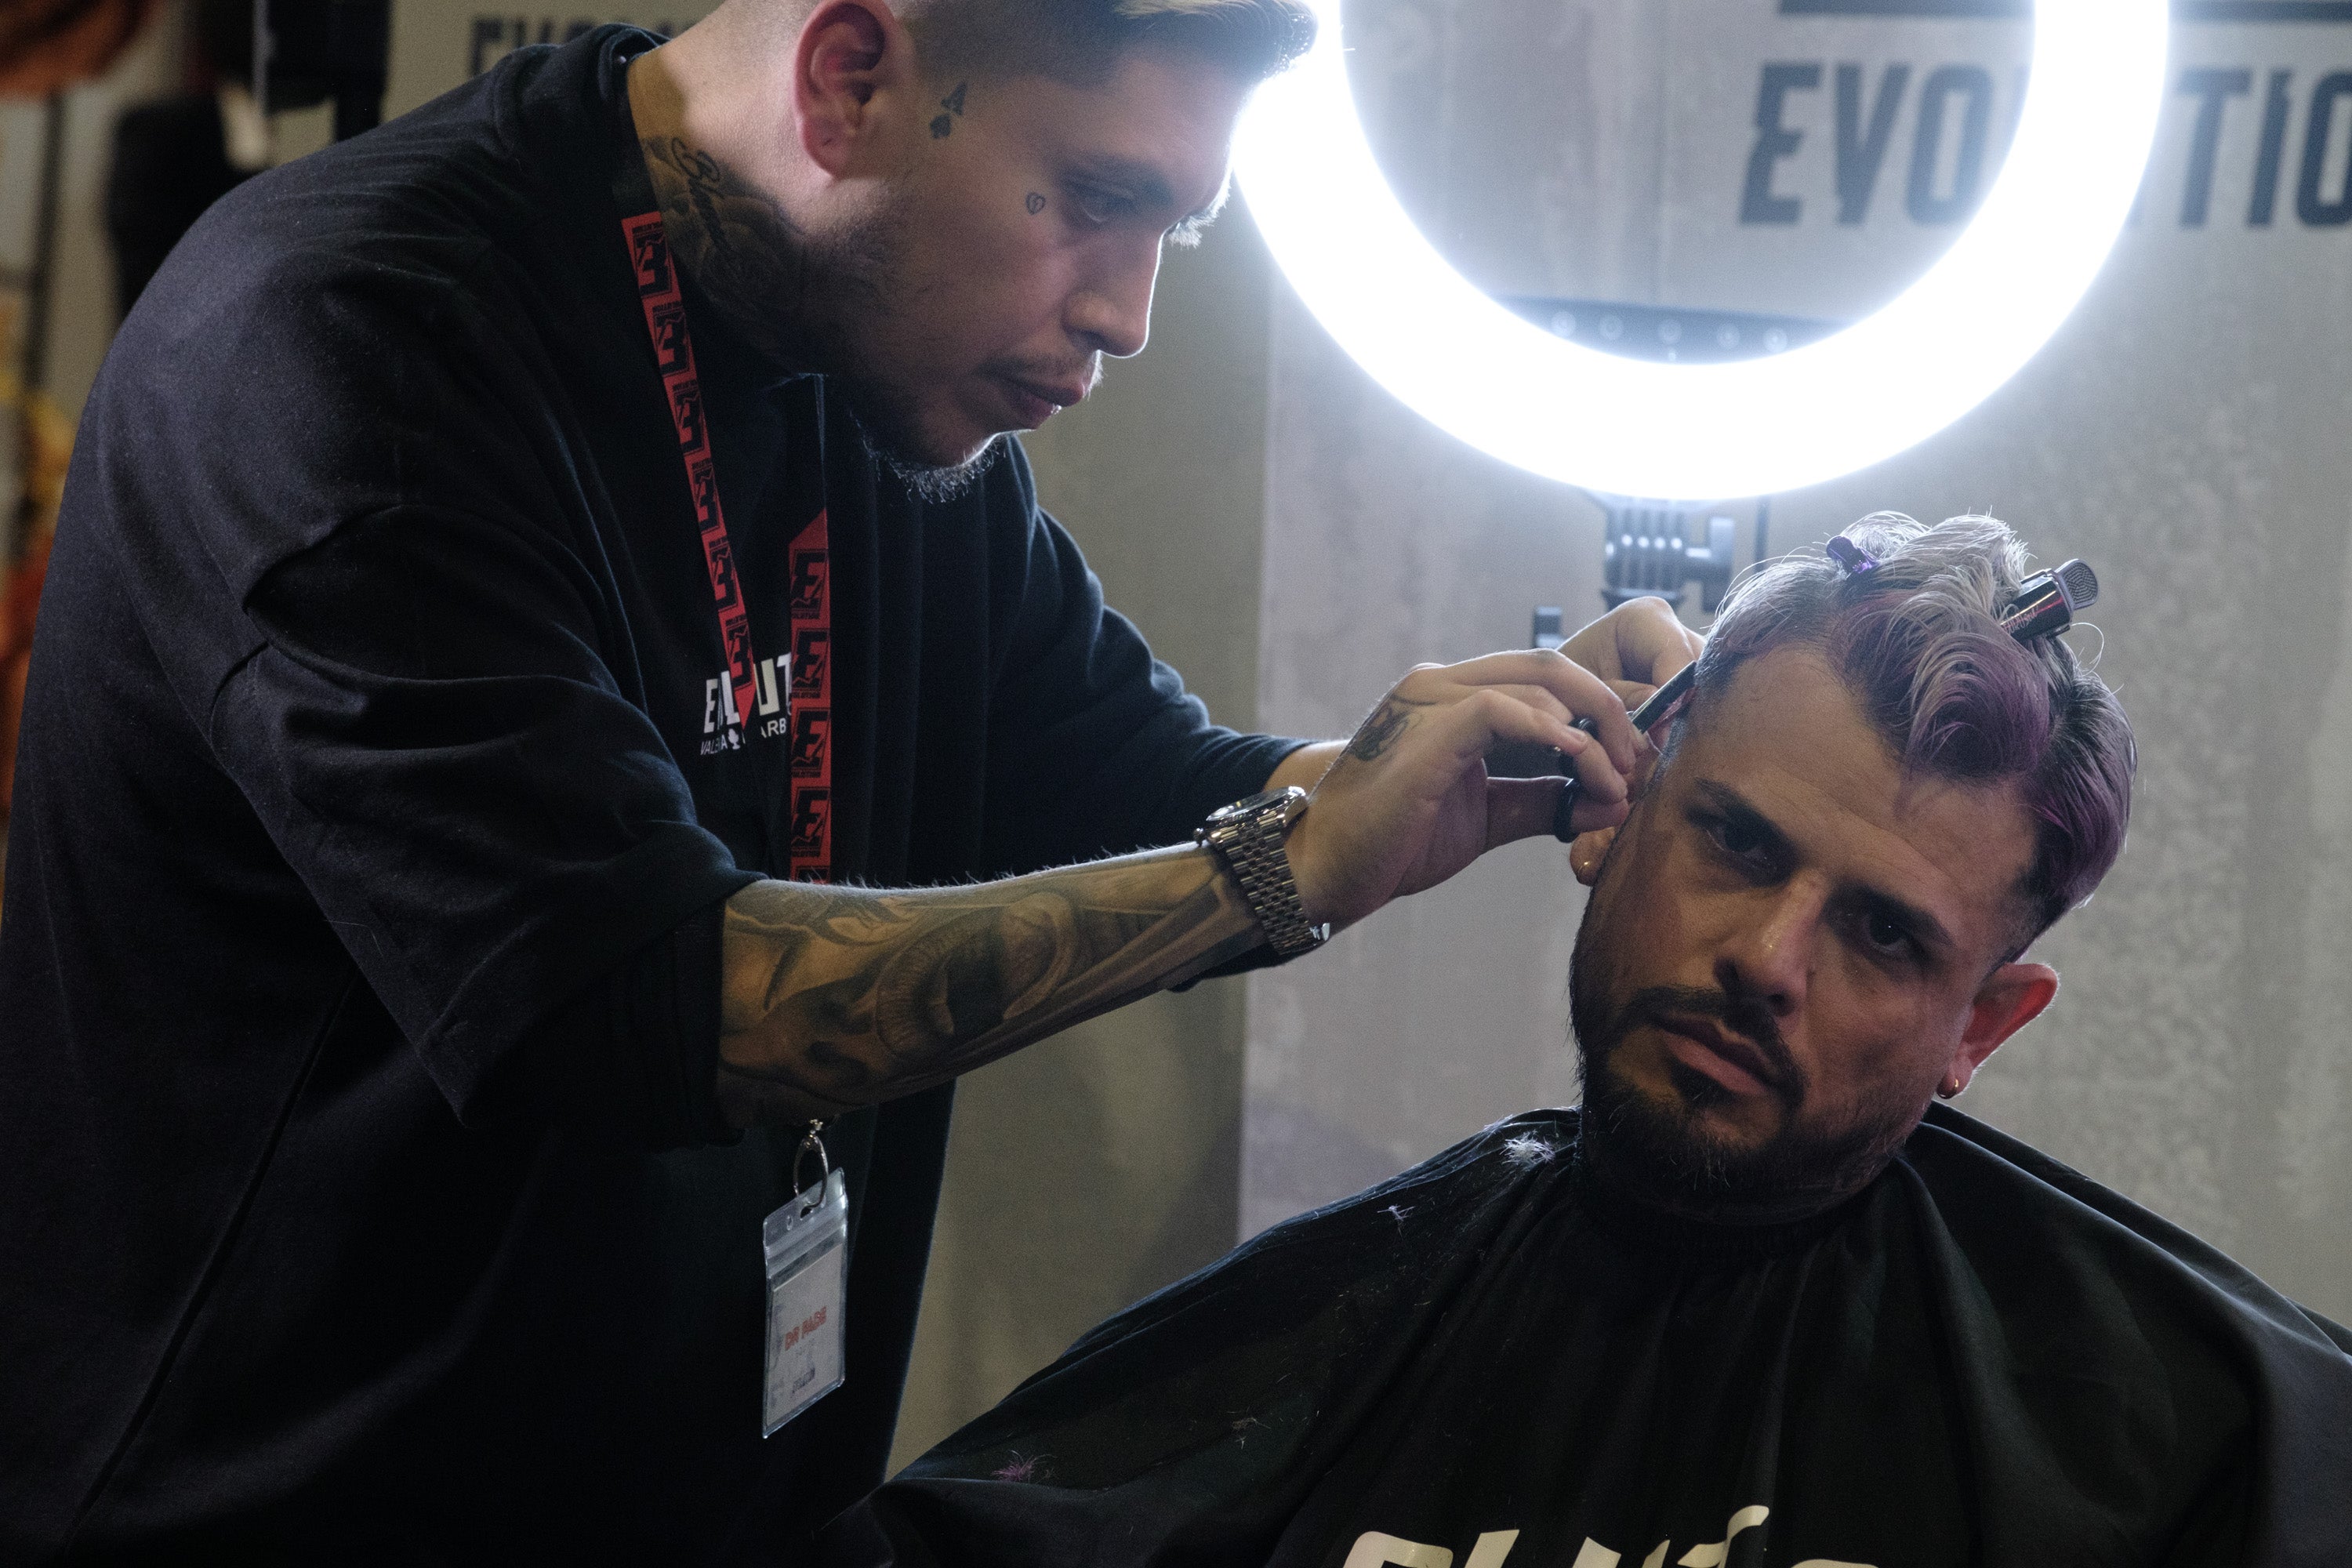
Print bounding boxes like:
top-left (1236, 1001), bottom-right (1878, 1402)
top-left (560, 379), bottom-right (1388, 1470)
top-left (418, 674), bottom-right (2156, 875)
top-left (1685, 513), bottom-right (2135, 948)
top-left (901, 0), bottom-right (1318, 85)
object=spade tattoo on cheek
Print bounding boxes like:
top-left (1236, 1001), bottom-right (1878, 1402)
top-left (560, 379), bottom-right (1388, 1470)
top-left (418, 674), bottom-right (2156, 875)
top-left (1025, 192), bottom-right (1047, 215)
top-left (931, 80), bottom-right (968, 139)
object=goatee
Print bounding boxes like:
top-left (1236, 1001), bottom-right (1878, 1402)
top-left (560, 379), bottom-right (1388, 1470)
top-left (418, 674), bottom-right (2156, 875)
top-left (842, 396), bottom-right (1002, 506)
top-left (1567, 913), bottom-right (1920, 1217)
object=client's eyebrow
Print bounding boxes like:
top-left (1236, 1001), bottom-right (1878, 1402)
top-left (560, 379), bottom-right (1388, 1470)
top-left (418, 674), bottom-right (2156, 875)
top-left (1849, 885), bottom-right (1957, 960)
top-left (1690, 780), bottom-right (1795, 870)
top-left (1691, 780), bottom-right (1958, 957)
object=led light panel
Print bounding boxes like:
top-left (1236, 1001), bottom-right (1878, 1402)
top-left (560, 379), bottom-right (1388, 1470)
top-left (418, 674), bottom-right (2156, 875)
top-left (1232, 0), bottom-right (2169, 500)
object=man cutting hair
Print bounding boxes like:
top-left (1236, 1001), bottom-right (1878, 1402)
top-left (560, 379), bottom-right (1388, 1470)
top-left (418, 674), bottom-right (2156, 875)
top-left (0, 0), bottom-right (1701, 1560)
top-left (818, 516), bottom-right (2352, 1566)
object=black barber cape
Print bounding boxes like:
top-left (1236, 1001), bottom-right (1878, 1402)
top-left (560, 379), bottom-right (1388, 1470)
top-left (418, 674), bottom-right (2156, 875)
top-left (823, 1107), bottom-right (2352, 1566)
top-left (0, 26), bottom-right (1297, 1565)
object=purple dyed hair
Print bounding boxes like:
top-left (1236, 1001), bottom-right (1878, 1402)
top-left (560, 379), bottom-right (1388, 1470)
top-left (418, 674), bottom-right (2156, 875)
top-left (1685, 513), bottom-right (2135, 947)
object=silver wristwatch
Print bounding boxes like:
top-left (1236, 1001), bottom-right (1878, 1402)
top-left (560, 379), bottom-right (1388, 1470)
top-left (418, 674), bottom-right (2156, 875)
top-left (1196, 787), bottom-right (1330, 960)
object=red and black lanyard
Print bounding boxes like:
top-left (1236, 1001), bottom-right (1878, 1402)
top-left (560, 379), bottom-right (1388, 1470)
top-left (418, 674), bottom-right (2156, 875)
top-left (615, 107), bottom-right (833, 881)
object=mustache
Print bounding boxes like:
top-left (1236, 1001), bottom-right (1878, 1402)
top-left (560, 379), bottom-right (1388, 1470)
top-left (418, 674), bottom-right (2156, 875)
top-left (1614, 985), bottom-right (1804, 1104)
top-left (986, 353), bottom-right (1103, 396)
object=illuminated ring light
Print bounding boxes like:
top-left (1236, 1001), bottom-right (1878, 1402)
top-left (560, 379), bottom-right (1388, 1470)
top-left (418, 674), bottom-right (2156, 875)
top-left (1232, 0), bottom-right (2169, 500)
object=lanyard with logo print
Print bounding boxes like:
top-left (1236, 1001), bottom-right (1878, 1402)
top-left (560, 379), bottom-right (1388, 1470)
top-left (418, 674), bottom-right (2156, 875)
top-left (615, 71), bottom-right (848, 1436)
top-left (612, 78), bottom-right (833, 885)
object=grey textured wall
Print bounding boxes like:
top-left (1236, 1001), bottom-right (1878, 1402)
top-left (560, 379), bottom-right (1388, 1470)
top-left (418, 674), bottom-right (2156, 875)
top-left (1245, 0), bottom-right (2352, 1322)
top-left (891, 207), bottom-right (1278, 1467)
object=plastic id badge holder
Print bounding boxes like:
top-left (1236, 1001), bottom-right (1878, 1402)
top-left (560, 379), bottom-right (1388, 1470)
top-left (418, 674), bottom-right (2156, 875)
top-left (762, 1136), bottom-right (848, 1436)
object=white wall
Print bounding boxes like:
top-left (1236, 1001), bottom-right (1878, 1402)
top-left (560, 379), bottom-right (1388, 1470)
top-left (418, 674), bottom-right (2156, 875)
top-left (1244, 0), bottom-right (2352, 1322)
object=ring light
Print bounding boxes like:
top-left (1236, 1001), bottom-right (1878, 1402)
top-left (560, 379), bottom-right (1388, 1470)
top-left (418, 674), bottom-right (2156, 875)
top-left (1232, 0), bottom-right (2169, 500)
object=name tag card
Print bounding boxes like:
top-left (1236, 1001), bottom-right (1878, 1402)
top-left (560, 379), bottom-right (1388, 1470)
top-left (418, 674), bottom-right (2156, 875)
top-left (761, 1167), bottom-right (847, 1436)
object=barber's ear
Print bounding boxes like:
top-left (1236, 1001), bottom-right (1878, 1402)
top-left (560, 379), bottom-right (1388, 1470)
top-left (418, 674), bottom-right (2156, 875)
top-left (1570, 827), bottom-right (1615, 887)
top-left (1946, 962), bottom-right (2058, 1091)
top-left (794, 0), bottom-right (916, 175)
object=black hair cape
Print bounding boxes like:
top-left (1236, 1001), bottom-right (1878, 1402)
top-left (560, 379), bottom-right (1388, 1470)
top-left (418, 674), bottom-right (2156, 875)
top-left (819, 1105), bottom-right (2352, 1567)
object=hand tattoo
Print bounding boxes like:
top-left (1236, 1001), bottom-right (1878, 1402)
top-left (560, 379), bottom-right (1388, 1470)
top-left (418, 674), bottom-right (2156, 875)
top-left (1346, 695), bottom-right (1433, 762)
top-left (715, 848), bottom-right (1264, 1126)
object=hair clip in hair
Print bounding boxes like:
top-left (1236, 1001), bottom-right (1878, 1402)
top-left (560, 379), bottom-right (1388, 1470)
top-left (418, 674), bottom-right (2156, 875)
top-left (1998, 559), bottom-right (2100, 644)
top-left (1824, 535), bottom-right (1880, 577)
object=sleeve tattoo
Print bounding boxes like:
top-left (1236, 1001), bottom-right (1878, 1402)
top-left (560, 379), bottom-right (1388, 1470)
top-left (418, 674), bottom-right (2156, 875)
top-left (716, 847), bottom-right (1265, 1126)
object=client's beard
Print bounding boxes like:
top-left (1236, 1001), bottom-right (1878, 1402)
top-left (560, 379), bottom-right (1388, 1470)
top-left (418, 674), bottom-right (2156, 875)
top-left (1567, 915), bottom-right (1922, 1217)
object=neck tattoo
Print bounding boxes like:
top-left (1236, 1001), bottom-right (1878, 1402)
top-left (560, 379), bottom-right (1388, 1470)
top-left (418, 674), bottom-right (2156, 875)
top-left (637, 134), bottom-right (818, 368)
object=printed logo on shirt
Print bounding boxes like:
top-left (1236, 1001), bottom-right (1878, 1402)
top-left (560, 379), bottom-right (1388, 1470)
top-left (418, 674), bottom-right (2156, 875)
top-left (702, 653), bottom-right (793, 753)
top-left (1340, 1504), bottom-right (1874, 1568)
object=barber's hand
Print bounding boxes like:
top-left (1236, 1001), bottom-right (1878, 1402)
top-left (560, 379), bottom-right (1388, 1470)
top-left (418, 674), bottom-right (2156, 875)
top-left (1283, 650), bottom-right (1640, 931)
top-left (1559, 595), bottom-right (1707, 732)
top-left (1556, 597), bottom-right (1707, 882)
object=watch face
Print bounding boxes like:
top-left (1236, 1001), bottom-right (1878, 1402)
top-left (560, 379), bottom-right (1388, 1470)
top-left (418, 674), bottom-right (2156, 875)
top-left (1211, 789), bottom-right (1287, 823)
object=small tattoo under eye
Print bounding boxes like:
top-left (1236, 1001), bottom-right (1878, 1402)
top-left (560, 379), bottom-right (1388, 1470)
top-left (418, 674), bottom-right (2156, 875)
top-left (1025, 192), bottom-right (1047, 215)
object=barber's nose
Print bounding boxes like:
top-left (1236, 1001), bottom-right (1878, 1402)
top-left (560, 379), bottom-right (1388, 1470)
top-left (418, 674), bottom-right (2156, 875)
top-left (1068, 245), bottom-right (1157, 359)
top-left (1715, 882), bottom-right (1820, 1017)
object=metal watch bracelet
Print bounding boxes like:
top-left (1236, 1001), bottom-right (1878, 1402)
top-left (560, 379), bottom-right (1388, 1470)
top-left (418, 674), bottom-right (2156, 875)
top-left (1196, 787), bottom-right (1330, 960)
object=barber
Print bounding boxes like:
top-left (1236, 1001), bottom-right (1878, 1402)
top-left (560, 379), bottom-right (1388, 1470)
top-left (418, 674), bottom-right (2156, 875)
top-left (0, 1), bottom-right (1697, 1561)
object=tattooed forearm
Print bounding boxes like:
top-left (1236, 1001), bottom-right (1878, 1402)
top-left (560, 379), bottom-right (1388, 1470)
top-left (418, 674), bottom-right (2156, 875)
top-left (714, 845), bottom-right (1265, 1127)
top-left (1346, 695), bottom-right (1434, 762)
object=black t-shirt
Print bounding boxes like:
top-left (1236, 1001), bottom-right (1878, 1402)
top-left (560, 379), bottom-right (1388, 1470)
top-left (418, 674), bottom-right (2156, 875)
top-left (822, 1105), bottom-right (2352, 1566)
top-left (0, 27), bottom-right (1297, 1564)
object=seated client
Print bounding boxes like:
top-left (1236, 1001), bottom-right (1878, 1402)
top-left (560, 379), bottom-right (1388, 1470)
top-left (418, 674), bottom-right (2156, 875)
top-left (822, 516), bottom-right (2352, 1567)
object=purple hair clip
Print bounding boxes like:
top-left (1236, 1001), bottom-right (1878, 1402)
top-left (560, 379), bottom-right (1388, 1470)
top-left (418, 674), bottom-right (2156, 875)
top-left (1824, 535), bottom-right (1880, 578)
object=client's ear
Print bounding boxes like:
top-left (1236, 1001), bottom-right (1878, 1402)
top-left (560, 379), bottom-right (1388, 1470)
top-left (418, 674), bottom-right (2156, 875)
top-left (1570, 828), bottom-right (1615, 886)
top-left (1946, 962), bottom-right (2058, 1091)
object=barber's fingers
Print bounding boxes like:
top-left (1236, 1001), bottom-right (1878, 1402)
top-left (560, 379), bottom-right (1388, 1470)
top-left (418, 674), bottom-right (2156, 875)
top-left (1563, 597), bottom-right (1705, 688)
top-left (1483, 777), bottom-right (1631, 849)
top-left (1413, 649), bottom-right (1638, 776)
top-left (1429, 686), bottom-right (1598, 769)
top-left (1466, 682), bottom-right (1575, 728)
top-left (1430, 690), bottom-right (1628, 808)
top-left (1606, 679), bottom-right (1654, 712)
